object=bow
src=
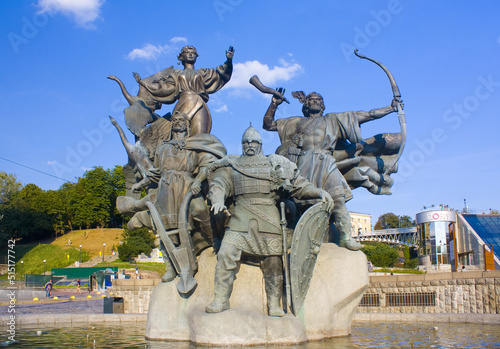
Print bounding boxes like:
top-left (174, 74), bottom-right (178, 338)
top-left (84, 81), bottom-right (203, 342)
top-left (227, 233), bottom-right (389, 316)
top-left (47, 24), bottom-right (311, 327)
top-left (354, 49), bottom-right (406, 175)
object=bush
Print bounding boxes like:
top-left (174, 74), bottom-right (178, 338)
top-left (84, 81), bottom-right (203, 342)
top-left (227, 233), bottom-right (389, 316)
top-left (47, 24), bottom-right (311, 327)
top-left (361, 242), bottom-right (399, 268)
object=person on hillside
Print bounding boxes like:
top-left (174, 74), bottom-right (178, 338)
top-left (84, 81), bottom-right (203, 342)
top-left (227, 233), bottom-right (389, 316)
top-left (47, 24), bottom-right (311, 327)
top-left (45, 279), bottom-right (53, 299)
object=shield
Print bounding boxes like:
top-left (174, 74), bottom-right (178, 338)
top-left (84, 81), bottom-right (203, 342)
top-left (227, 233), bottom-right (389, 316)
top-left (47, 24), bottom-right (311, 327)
top-left (145, 191), bottom-right (198, 294)
top-left (289, 202), bottom-right (331, 315)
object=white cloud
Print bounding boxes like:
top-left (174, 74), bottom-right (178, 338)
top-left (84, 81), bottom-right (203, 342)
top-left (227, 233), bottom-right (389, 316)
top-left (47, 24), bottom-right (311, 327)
top-left (127, 44), bottom-right (164, 61)
top-left (170, 37), bottom-right (188, 44)
top-left (226, 59), bottom-right (303, 90)
top-left (126, 37), bottom-right (188, 61)
top-left (215, 105), bottom-right (228, 113)
top-left (36, 0), bottom-right (105, 28)
top-left (47, 160), bottom-right (57, 165)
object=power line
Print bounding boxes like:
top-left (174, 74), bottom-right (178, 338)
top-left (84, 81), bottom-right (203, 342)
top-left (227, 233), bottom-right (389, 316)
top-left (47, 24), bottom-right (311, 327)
top-left (0, 156), bottom-right (71, 183)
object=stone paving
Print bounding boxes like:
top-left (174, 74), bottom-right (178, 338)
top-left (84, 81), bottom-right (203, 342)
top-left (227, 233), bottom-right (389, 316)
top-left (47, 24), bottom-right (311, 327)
top-left (0, 289), bottom-right (106, 315)
top-left (2, 298), bottom-right (104, 315)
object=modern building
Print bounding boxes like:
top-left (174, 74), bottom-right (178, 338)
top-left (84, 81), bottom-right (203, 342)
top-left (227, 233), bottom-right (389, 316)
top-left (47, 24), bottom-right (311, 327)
top-left (416, 208), bottom-right (456, 271)
top-left (416, 206), bottom-right (499, 271)
top-left (455, 214), bottom-right (500, 270)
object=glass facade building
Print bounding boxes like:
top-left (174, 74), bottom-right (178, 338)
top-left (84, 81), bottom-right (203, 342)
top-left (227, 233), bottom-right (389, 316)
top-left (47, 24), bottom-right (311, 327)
top-left (416, 209), bottom-right (456, 270)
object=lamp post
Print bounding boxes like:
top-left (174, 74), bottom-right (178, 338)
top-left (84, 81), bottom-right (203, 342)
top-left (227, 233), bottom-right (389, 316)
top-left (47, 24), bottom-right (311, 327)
top-left (20, 261), bottom-right (23, 281)
top-left (102, 243), bottom-right (106, 263)
top-left (79, 245), bottom-right (82, 264)
top-left (43, 259), bottom-right (46, 275)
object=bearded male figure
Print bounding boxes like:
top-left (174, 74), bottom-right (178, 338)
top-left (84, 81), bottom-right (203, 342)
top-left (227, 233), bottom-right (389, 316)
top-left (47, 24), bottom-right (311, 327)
top-left (205, 125), bottom-right (333, 316)
top-left (116, 112), bottom-right (226, 282)
top-left (263, 91), bottom-right (400, 250)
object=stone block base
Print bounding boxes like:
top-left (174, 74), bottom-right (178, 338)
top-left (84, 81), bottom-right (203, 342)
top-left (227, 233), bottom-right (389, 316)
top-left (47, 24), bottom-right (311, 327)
top-left (146, 243), bottom-right (368, 345)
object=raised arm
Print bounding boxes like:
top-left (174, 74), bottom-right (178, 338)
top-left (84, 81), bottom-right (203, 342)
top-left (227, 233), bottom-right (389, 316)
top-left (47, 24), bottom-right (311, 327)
top-left (355, 98), bottom-right (399, 124)
top-left (263, 88), bottom-right (286, 131)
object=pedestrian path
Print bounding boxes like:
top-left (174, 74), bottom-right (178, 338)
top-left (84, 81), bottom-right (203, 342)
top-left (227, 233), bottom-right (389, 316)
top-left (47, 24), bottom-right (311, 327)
top-left (73, 254), bottom-right (119, 268)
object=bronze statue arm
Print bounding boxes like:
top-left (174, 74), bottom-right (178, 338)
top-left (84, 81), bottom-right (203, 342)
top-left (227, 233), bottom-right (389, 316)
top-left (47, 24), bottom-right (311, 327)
top-left (208, 167), bottom-right (232, 214)
top-left (355, 98), bottom-right (399, 124)
top-left (131, 167), bottom-right (160, 192)
top-left (191, 167), bottom-right (208, 195)
top-left (226, 46), bottom-right (234, 61)
top-left (131, 176), bottom-right (152, 193)
top-left (263, 100), bottom-right (279, 131)
top-left (263, 88), bottom-right (286, 131)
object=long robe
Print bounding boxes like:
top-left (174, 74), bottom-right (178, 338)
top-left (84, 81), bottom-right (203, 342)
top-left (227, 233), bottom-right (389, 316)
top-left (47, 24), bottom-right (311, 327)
top-left (139, 62), bottom-right (233, 135)
top-left (147, 134), bottom-right (226, 229)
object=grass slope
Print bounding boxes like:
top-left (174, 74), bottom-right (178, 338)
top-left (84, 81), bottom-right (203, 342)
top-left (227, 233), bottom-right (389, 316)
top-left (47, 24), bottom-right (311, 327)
top-left (51, 228), bottom-right (124, 258)
top-left (16, 244), bottom-right (91, 275)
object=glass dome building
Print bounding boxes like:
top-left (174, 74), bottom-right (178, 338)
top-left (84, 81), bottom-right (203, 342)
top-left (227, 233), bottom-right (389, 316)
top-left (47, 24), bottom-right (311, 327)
top-left (416, 208), bottom-right (457, 271)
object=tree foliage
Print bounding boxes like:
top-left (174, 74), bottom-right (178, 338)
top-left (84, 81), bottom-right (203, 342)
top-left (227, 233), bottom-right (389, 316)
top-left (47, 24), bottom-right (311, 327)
top-left (0, 166), bottom-right (125, 243)
top-left (0, 172), bottom-right (21, 205)
top-left (374, 212), bottom-right (415, 230)
top-left (117, 227), bottom-right (156, 261)
top-left (361, 241), bottom-right (399, 267)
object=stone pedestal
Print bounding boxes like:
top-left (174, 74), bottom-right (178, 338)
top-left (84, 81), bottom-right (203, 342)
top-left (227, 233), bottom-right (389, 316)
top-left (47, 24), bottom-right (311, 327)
top-left (145, 243), bottom-right (368, 345)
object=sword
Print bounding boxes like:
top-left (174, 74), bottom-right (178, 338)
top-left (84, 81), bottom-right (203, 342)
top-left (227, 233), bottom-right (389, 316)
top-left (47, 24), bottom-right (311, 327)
top-left (280, 201), bottom-right (292, 312)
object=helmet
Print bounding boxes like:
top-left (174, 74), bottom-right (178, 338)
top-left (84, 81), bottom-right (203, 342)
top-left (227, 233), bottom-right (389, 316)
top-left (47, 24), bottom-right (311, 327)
top-left (241, 124), bottom-right (262, 156)
top-left (241, 123), bottom-right (262, 144)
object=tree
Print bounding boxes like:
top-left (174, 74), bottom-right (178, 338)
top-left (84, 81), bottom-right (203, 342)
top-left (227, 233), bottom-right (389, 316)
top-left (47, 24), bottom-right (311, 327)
top-left (71, 167), bottom-right (112, 229)
top-left (108, 165), bottom-right (126, 228)
top-left (374, 213), bottom-right (415, 230)
top-left (399, 215), bottom-right (415, 227)
top-left (43, 189), bottom-right (70, 238)
top-left (0, 172), bottom-right (21, 205)
top-left (0, 172), bottom-right (22, 244)
top-left (1, 184), bottom-right (53, 242)
top-left (374, 213), bottom-right (399, 229)
top-left (117, 227), bottom-right (156, 261)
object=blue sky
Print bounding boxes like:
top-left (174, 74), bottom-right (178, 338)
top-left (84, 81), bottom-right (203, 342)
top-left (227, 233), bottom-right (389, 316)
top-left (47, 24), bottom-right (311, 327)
top-left (1, 0), bottom-right (499, 225)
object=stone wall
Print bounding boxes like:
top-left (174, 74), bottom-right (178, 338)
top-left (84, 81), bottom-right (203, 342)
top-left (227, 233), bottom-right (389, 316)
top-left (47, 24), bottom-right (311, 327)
top-left (108, 279), bottom-right (160, 314)
top-left (110, 270), bottom-right (500, 315)
top-left (358, 270), bottom-right (500, 314)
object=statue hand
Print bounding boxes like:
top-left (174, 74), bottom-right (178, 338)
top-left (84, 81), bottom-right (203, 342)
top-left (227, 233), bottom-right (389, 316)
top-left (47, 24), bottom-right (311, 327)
top-left (191, 180), bottom-right (202, 195)
top-left (320, 190), bottom-right (334, 212)
top-left (391, 97), bottom-right (403, 112)
top-left (211, 202), bottom-right (227, 215)
top-left (131, 183), bottom-right (142, 193)
top-left (133, 72), bottom-right (142, 83)
top-left (226, 46), bottom-right (234, 60)
top-left (272, 87), bottom-right (286, 106)
top-left (107, 75), bottom-right (118, 81)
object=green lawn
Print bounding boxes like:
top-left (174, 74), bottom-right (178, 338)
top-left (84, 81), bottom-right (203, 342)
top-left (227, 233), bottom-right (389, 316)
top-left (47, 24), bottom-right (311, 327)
top-left (372, 268), bottom-right (425, 274)
top-left (94, 260), bottom-right (165, 275)
top-left (16, 244), bottom-right (90, 275)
